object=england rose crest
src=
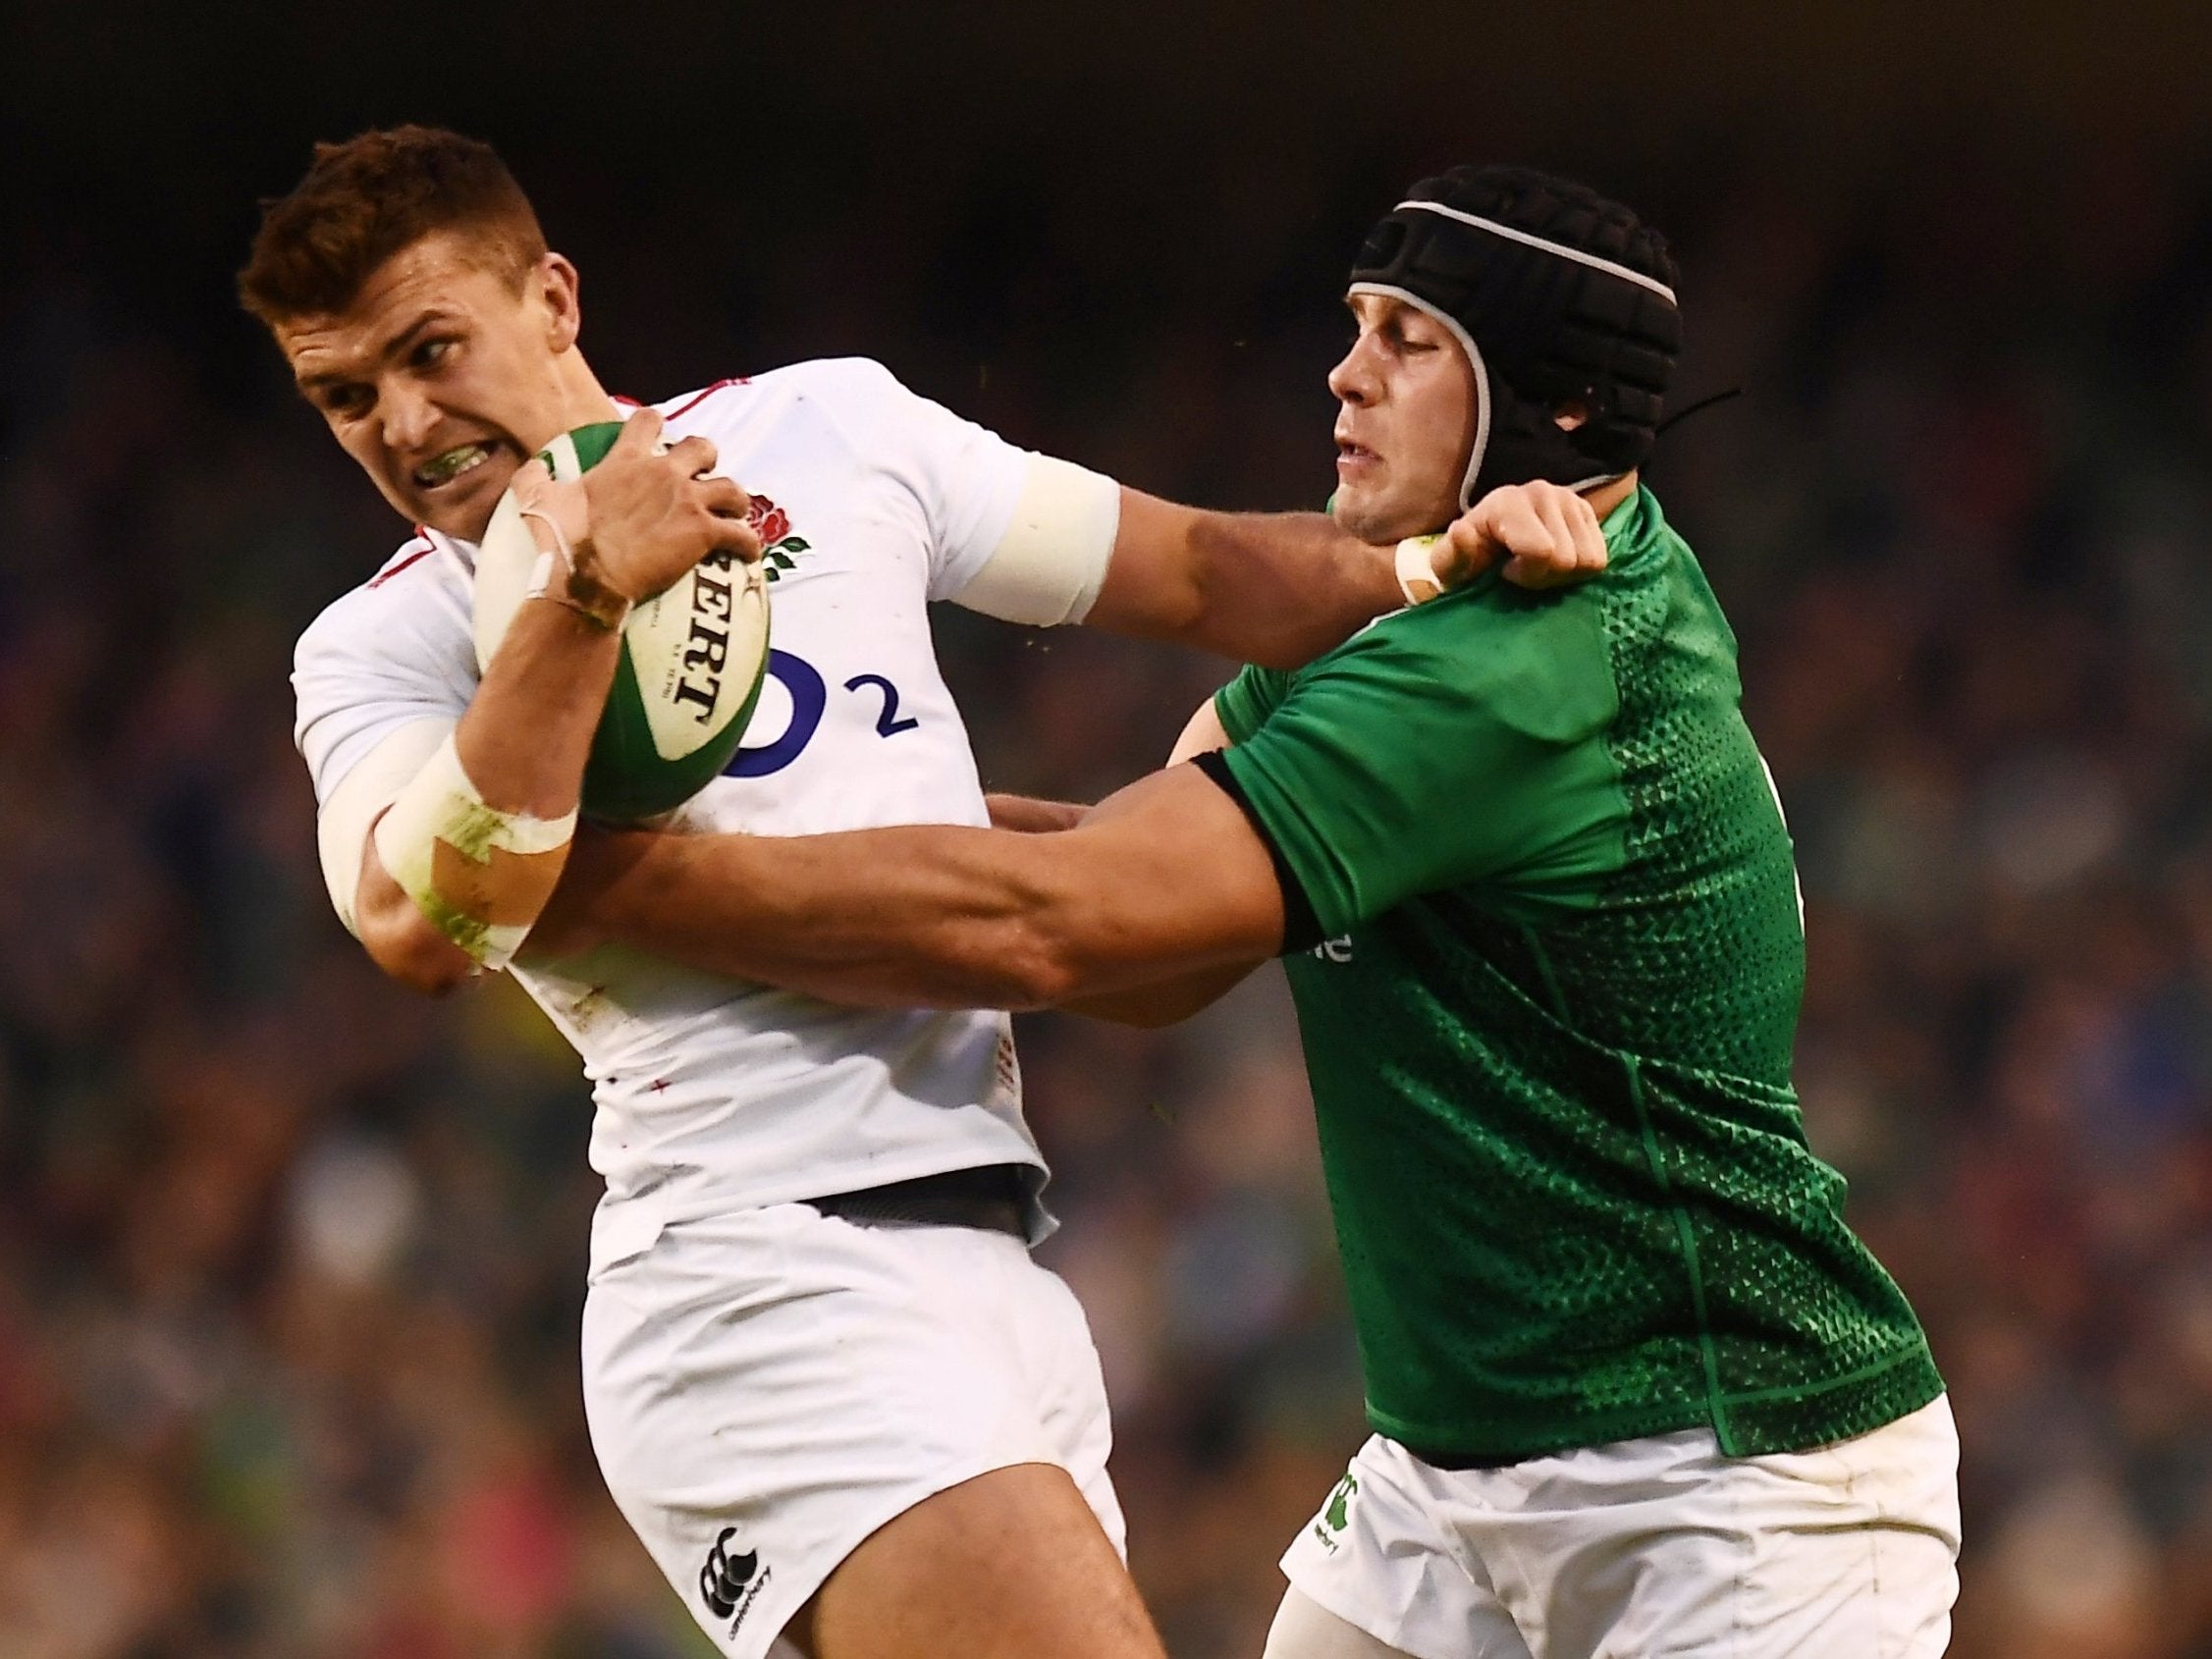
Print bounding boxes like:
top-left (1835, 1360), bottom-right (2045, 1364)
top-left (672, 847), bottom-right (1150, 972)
top-left (743, 494), bottom-right (810, 581)
top-left (746, 495), bottom-right (792, 550)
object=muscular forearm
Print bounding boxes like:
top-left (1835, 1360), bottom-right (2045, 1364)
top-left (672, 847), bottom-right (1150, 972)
top-left (1091, 493), bottom-right (1397, 670)
top-left (984, 793), bottom-right (1089, 833)
top-left (553, 767), bottom-right (1285, 1010)
top-left (348, 413), bottom-right (765, 991)
top-left (1060, 964), bottom-right (1258, 1028)
top-left (566, 824), bottom-right (1090, 1009)
top-left (1088, 479), bottom-right (1612, 671)
top-left (457, 600), bottom-right (622, 810)
top-left (1181, 509), bottom-right (1399, 669)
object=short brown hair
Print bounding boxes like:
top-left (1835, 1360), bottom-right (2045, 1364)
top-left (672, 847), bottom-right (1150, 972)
top-left (239, 125), bottom-right (548, 326)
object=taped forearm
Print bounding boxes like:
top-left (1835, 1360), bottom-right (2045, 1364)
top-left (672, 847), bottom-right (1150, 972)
top-left (317, 719), bottom-right (452, 937)
top-left (371, 733), bottom-right (577, 969)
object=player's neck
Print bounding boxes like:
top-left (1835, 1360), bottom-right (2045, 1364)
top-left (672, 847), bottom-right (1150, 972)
top-left (1583, 470), bottom-right (1639, 520)
top-left (547, 350), bottom-right (623, 437)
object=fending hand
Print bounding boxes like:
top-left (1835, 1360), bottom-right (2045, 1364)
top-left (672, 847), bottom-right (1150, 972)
top-left (1421, 480), bottom-right (1609, 596)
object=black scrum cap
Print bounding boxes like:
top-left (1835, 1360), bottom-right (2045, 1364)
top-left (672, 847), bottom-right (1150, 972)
top-left (1349, 165), bottom-right (1682, 507)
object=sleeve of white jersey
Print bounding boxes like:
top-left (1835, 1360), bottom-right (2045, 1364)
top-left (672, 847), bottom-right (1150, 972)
top-left (292, 553), bottom-right (478, 934)
top-left (823, 358), bottom-right (1118, 622)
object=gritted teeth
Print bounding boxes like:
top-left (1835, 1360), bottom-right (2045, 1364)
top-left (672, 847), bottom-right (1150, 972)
top-left (415, 443), bottom-right (492, 487)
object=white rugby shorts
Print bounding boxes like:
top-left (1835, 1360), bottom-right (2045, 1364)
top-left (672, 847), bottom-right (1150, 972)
top-left (581, 1201), bottom-right (1125, 1659)
top-left (1274, 1395), bottom-right (1962, 1659)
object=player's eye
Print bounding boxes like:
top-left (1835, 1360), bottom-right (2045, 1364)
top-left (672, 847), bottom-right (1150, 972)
top-left (320, 385), bottom-right (372, 418)
top-left (411, 337), bottom-right (456, 370)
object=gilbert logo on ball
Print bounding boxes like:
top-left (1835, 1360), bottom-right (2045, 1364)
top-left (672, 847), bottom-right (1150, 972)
top-left (472, 421), bottom-right (773, 824)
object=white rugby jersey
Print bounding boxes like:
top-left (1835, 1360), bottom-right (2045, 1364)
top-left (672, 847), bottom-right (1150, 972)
top-left (294, 358), bottom-right (1073, 1271)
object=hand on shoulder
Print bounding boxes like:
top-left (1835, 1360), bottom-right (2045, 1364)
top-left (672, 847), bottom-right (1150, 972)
top-left (1414, 481), bottom-right (1611, 599)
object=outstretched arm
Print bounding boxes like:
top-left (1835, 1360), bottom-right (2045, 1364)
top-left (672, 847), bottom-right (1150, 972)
top-left (1078, 480), bottom-right (1606, 668)
top-left (1081, 493), bottom-right (1392, 669)
top-left (527, 482), bottom-right (1610, 1007)
top-left (1052, 695), bottom-right (1259, 1026)
top-left (537, 763), bottom-right (1286, 1011)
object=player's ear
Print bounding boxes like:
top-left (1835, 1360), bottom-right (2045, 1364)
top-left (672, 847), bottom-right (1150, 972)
top-left (1553, 399), bottom-right (1591, 432)
top-left (537, 252), bottom-right (583, 354)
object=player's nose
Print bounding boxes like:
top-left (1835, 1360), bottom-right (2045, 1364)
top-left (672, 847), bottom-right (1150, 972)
top-left (378, 380), bottom-right (442, 456)
top-left (1326, 339), bottom-right (1379, 406)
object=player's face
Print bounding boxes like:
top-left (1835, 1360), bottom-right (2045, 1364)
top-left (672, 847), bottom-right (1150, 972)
top-left (276, 233), bottom-right (584, 540)
top-left (1327, 292), bottom-right (1479, 543)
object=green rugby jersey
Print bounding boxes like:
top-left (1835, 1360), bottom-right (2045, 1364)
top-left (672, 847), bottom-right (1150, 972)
top-left (1213, 487), bottom-right (1940, 1461)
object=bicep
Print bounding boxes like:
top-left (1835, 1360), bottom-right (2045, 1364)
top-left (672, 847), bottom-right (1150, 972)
top-left (296, 618), bottom-right (472, 938)
top-left (1035, 712), bottom-right (1265, 1013)
top-left (986, 793), bottom-right (1089, 833)
top-left (850, 360), bottom-right (1110, 616)
top-left (1166, 697), bottom-right (1231, 766)
top-left (1043, 763), bottom-right (1287, 985)
top-left (944, 457), bottom-right (1122, 623)
top-left (295, 590), bottom-right (514, 989)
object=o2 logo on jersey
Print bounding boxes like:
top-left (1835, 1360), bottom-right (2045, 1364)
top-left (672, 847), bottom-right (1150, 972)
top-left (724, 650), bottom-right (921, 778)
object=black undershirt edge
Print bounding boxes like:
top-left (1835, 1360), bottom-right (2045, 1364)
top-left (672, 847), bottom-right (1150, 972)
top-left (1190, 749), bottom-right (1325, 956)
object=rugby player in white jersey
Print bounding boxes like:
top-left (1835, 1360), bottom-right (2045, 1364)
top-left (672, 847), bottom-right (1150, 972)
top-left (246, 127), bottom-right (1597, 1659)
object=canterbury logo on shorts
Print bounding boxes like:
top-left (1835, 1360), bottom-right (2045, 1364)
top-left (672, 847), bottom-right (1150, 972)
top-left (699, 1526), bottom-right (772, 1630)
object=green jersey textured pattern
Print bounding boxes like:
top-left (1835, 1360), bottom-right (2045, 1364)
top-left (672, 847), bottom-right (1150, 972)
top-left (1215, 488), bottom-right (1939, 1460)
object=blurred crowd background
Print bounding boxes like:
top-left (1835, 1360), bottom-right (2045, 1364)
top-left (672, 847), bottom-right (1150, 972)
top-left (7, 3), bottom-right (2212, 1654)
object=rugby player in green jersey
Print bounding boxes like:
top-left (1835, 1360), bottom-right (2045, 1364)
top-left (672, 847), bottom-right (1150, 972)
top-left (539, 167), bottom-right (1960, 1657)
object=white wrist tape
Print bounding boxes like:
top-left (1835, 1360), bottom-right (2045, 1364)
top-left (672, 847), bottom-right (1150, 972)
top-left (1395, 534), bottom-right (1448, 605)
top-left (519, 504), bottom-right (631, 631)
top-left (371, 733), bottom-right (578, 970)
top-left (955, 455), bottom-right (1120, 626)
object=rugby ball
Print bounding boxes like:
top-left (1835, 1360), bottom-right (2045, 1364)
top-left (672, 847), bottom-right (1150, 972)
top-left (473, 421), bottom-right (771, 824)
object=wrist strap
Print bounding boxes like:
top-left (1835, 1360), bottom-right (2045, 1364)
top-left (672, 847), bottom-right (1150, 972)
top-left (520, 507), bottom-right (632, 631)
top-left (1395, 534), bottom-right (1447, 605)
